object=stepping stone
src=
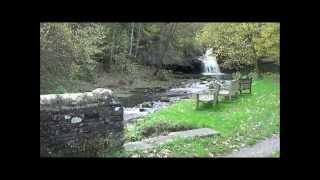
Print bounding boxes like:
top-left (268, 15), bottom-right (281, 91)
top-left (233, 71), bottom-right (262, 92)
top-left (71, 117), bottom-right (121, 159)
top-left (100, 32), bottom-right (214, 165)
top-left (123, 128), bottom-right (219, 151)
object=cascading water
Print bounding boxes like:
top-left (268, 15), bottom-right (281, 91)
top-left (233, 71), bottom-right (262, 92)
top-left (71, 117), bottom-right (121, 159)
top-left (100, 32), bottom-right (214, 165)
top-left (200, 48), bottom-right (223, 76)
top-left (202, 58), bottom-right (220, 74)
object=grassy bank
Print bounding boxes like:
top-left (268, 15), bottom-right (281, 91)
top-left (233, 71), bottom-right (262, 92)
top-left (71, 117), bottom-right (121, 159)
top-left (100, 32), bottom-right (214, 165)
top-left (108, 74), bottom-right (280, 157)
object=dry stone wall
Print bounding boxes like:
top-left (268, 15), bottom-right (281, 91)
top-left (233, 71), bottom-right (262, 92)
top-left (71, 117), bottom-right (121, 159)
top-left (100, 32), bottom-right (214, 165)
top-left (40, 88), bottom-right (124, 157)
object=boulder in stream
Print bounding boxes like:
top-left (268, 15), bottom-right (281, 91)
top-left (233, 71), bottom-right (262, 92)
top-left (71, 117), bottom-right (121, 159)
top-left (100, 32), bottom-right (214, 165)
top-left (159, 96), bottom-right (170, 102)
top-left (142, 102), bottom-right (153, 108)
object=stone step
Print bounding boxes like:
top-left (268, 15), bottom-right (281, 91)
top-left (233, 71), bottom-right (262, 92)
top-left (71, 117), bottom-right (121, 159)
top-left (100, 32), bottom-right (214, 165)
top-left (168, 128), bottom-right (219, 139)
top-left (123, 128), bottom-right (219, 151)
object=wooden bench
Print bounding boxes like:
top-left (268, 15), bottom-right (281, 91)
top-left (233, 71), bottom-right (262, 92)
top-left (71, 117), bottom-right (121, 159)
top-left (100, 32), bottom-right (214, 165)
top-left (239, 78), bottom-right (252, 94)
top-left (195, 82), bottom-right (220, 109)
top-left (218, 80), bottom-right (240, 100)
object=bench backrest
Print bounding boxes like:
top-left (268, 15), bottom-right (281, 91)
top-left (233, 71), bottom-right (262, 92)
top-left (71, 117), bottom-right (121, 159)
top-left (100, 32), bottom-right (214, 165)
top-left (223, 80), bottom-right (238, 89)
top-left (198, 82), bottom-right (220, 102)
top-left (230, 80), bottom-right (239, 94)
top-left (239, 78), bottom-right (252, 90)
top-left (209, 82), bottom-right (220, 97)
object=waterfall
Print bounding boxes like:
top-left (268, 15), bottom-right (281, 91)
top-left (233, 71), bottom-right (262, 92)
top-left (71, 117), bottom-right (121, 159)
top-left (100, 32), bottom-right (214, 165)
top-left (200, 48), bottom-right (222, 75)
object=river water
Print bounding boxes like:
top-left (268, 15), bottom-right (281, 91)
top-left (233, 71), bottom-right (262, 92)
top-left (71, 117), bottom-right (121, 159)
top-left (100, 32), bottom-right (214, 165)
top-left (121, 48), bottom-right (233, 125)
top-left (120, 77), bottom-right (221, 125)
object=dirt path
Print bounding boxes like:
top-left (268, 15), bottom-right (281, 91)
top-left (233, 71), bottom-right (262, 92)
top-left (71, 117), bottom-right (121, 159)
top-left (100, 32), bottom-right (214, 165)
top-left (223, 134), bottom-right (280, 157)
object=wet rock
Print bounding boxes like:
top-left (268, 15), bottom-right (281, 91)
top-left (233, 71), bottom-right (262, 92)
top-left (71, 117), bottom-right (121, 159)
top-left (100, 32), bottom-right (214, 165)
top-left (200, 77), bottom-right (207, 81)
top-left (142, 102), bottom-right (153, 108)
top-left (159, 96), bottom-right (170, 102)
top-left (139, 108), bottom-right (147, 112)
top-left (154, 87), bottom-right (167, 93)
top-left (123, 108), bottom-right (148, 122)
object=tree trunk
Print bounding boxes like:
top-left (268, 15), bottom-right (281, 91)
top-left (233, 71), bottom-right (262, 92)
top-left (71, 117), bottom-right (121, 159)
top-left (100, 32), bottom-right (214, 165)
top-left (253, 50), bottom-right (262, 79)
top-left (254, 25), bottom-right (263, 79)
top-left (103, 54), bottom-right (110, 73)
top-left (254, 58), bottom-right (261, 78)
top-left (134, 23), bottom-right (142, 58)
top-left (154, 23), bottom-right (176, 76)
top-left (129, 23), bottom-right (135, 56)
top-left (248, 29), bottom-right (262, 79)
top-left (110, 29), bottom-right (115, 64)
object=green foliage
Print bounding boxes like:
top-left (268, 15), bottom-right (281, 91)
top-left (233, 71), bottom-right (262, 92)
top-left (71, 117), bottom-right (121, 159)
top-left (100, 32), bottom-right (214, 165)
top-left (40, 23), bottom-right (205, 90)
top-left (40, 23), bottom-right (279, 94)
top-left (55, 85), bottom-right (66, 94)
top-left (174, 23), bottom-right (204, 58)
top-left (271, 151), bottom-right (280, 157)
top-left (196, 23), bottom-right (280, 70)
top-left (40, 23), bottom-right (100, 86)
top-left (232, 71), bottom-right (242, 80)
top-left (125, 122), bottom-right (194, 142)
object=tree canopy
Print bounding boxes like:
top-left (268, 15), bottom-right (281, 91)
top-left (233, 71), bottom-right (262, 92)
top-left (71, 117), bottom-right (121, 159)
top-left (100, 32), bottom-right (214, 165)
top-left (196, 23), bottom-right (280, 72)
top-left (40, 22), bottom-right (279, 93)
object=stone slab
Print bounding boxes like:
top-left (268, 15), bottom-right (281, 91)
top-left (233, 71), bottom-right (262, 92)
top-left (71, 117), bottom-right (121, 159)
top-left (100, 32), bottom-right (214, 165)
top-left (144, 135), bottom-right (175, 146)
top-left (123, 141), bottom-right (153, 151)
top-left (168, 128), bottom-right (219, 139)
top-left (124, 128), bottom-right (219, 151)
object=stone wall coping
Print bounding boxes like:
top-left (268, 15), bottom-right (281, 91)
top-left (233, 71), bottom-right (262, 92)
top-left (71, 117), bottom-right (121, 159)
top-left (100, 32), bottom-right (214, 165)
top-left (40, 88), bottom-right (113, 107)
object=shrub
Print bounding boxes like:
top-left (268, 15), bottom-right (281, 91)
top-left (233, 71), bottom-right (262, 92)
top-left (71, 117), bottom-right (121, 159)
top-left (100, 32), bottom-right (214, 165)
top-left (156, 69), bottom-right (171, 81)
top-left (248, 72), bottom-right (259, 80)
top-left (126, 121), bottom-right (194, 142)
top-left (232, 71), bottom-right (242, 80)
top-left (55, 85), bottom-right (66, 94)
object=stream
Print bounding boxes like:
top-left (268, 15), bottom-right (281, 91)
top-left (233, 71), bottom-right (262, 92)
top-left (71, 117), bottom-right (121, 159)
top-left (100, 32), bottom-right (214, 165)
top-left (119, 48), bottom-right (233, 125)
top-left (117, 78), bottom-right (199, 125)
top-left (118, 75), bottom-right (232, 125)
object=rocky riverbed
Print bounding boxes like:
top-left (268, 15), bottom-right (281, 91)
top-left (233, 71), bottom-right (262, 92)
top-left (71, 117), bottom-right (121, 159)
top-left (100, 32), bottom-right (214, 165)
top-left (120, 77), bottom-right (226, 125)
top-left (113, 73), bottom-right (234, 125)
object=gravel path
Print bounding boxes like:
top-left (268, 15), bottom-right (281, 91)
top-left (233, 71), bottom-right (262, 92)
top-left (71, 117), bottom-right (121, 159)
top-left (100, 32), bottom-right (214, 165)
top-left (223, 134), bottom-right (280, 157)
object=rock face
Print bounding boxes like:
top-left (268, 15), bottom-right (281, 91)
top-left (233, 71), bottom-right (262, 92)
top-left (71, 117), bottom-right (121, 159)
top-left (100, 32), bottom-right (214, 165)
top-left (160, 58), bottom-right (203, 74)
top-left (40, 88), bottom-right (124, 157)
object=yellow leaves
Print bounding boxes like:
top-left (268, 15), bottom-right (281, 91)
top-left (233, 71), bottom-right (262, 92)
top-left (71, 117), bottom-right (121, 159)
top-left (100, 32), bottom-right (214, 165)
top-left (260, 31), bottom-right (270, 39)
top-left (197, 23), bottom-right (279, 68)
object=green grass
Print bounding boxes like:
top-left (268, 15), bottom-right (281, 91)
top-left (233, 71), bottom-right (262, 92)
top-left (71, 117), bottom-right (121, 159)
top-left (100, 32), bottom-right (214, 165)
top-left (271, 151), bottom-right (280, 158)
top-left (108, 74), bottom-right (280, 157)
